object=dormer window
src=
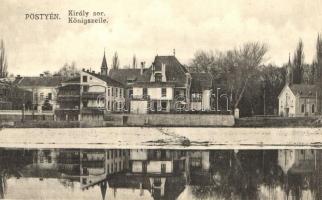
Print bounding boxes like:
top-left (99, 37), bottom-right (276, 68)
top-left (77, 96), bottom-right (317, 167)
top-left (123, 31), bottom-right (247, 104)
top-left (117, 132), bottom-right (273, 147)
top-left (155, 73), bottom-right (162, 83)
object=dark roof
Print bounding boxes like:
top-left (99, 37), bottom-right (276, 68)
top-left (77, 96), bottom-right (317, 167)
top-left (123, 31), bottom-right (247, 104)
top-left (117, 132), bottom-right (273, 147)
top-left (63, 77), bottom-right (80, 83)
top-left (86, 71), bottom-right (124, 87)
top-left (289, 84), bottom-right (320, 97)
top-left (109, 68), bottom-right (147, 86)
top-left (190, 73), bottom-right (213, 93)
top-left (101, 52), bottom-right (108, 69)
top-left (15, 76), bottom-right (69, 87)
top-left (137, 56), bottom-right (189, 87)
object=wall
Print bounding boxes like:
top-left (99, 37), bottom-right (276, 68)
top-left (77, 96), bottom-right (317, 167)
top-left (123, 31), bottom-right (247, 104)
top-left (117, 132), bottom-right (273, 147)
top-left (124, 114), bottom-right (234, 127)
top-left (130, 149), bottom-right (148, 160)
top-left (130, 101), bottom-right (148, 114)
top-left (278, 86), bottom-right (296, 117)
top-left (147, 161), bottom-right (173, 173)
top-left (202, 90), bottom-right (211, 110)
top-left (132, 161), bottom-right (143, 173)
top-left (133, 87), bottom-right (173, 100)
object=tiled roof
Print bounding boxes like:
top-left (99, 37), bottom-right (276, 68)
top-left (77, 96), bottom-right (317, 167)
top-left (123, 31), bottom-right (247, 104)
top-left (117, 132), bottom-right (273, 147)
top-left (109, 68), bottom-right (147, 86)
top-left (15, 76), bottom-right (70, 87)
top-left (64, 77), bottom-right (80, 83)
top-left (190, 72), bottom-right (213, 93)
top-left (87, 71), bottom-right (124, 87)
top-left (289, 84), bottom-right (320, 97)
top-left (137, 55), bottom-right (189, 87)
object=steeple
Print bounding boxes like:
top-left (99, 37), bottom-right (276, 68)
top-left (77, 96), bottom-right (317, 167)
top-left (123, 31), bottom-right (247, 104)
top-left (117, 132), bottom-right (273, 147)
top-left (101, 49), bottom-right (108, 76)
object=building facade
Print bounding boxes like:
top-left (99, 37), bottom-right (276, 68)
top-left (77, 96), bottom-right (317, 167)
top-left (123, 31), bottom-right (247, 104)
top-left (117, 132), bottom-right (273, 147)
top-left (278, 84), bottom-right (319, 117)
top-left (55, 52), bottom-right (125, 121)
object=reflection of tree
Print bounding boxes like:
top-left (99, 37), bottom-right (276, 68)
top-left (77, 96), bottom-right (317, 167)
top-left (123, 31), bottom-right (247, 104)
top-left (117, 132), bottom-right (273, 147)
top-left (190, 150), bottom-right (287, 199)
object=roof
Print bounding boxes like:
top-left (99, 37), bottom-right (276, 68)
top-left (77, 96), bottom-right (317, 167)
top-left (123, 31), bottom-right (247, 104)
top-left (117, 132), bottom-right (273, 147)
top-left (86, 71), bottom-right (124, 87)
top-left (109, 68), bottom-right (147, 86)
top-left (289, 84), bottom-right (320, 97)
top-left (137, 56), bottom-right (189, 87)
top-left (101, 52), bottom-right (108, 69)
top-left (64, 77), bottom-right (80, 83)
top-left (15, 76), bottom-right (70, 88)
top-left (190, 73), bottom-right (213, 93)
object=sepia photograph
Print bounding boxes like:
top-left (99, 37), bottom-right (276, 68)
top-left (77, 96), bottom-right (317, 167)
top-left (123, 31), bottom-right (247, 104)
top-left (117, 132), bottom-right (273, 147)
top-left (0, 0), bottom-right (322, 199)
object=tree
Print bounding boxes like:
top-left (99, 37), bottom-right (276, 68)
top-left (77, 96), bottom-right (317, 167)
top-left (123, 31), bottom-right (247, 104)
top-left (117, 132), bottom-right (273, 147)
top-left (112, 52), bottom-right (120, 69)
top-left (56, 61), bottom-right (79, 77)
top-left (292, 39), bottom-right (304, 84)
top-left (0, 40), bottom-right (8, 78)
top-left (314, 33), bottom-right (322, 85)
top-left (189, 42), bottom-right (268, 116)
top-left (229, 42), bottom-right (268, 109)
top-left (132, 54), bottom-right (137, 69)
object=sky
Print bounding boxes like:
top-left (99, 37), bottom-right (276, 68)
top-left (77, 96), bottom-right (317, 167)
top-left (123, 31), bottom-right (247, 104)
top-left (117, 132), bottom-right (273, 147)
top-left (0, 0), bottom-right (322, 76)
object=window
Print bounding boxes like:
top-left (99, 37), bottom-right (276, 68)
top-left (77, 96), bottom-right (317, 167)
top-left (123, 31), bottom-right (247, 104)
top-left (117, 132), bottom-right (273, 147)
top-left (48, 93), bottom-right (52, 100)
top-left (82, 76), bottom-right (88, 82)
top-left (155, 73), bottom-right (162, 82)
top-left (107, 150), bottom-right (110, 159)
top-left (129, 89), bottom-right (133, 98)
top-left (119, 89), bottom-right (122, 97)
top-left (301, 104), bottom-right (305, 113)
top-left (39, 93), bottom-right (44, 101)
top-left (112, 88), bottom-right (114, 97)
top-left (143, 88), bottom-right (148, 96)
top-left (116, 88), bottom-right (118, 97)
top-left (108, 101), bottom-right (110, 110)
top-left (161, 101), bottom-right (167, 111)
top-left (312, 104), bottom-right (315, 113)
top-left (161, 88), bottom-right (166, 97)
top-left (34, 93), bottom-right (38, 102)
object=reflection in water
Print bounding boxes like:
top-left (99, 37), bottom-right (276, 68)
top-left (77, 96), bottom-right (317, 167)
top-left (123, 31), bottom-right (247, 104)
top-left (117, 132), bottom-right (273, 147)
top-left (0, 148), bottom-right (321, 199)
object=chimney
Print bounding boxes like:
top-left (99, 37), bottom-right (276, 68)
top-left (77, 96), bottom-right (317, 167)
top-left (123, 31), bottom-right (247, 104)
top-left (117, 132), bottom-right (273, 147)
top-left (161, 63), bottom-right (166, 82)
top-left (173, 48), bottom-right (176, 57)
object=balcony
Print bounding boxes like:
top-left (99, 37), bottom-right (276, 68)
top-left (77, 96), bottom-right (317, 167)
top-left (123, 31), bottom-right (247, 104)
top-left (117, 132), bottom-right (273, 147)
top-left (82, 92), bottom-right (105, 100)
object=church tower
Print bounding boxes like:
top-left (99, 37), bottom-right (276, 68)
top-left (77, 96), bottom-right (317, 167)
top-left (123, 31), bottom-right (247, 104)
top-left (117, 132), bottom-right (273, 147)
top-left (286, 53), bottom-right (293, 85)
top-left (101, 50), bottom-right (108, 76)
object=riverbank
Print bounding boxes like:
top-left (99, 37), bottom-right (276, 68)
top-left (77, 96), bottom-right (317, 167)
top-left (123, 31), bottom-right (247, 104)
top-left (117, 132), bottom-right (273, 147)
top-left (235, 116), bottom-right (322, 127)
top-left (0, 127), bottom-right (321, 149)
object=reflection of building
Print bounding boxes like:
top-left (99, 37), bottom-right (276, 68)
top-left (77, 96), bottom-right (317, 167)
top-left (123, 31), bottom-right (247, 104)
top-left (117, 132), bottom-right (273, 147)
top-left (80, 149), bottom-right (129, 189)
top-left (130, 149), bottom-right (186, 174)
top-left (278, 149), bottom-right (316, 174)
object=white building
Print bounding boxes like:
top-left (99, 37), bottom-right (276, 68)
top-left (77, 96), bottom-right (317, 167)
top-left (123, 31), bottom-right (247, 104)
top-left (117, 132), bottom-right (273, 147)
top-left (278, 84), bottom-right (319, 117)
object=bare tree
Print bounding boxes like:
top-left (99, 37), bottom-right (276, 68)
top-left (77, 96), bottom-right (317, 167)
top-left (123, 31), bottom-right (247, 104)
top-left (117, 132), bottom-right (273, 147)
top-left (0, 40), bottom-right (8, 78)
top-left (132, 54), bottom-right (137, 69)
top-left (112, 52), bottom-right (120, 69)
top-left (56, 61), bottom-right (79, 77)
top-left (231, 42), bottom-right (268, 109)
